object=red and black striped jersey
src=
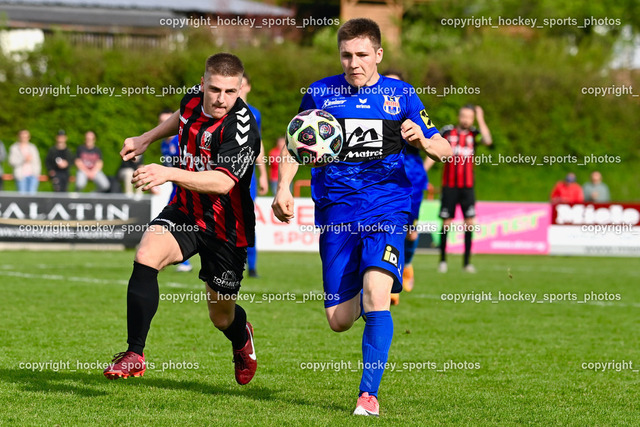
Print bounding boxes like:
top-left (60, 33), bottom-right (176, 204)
top-left (441, 125), bottom-right (481, 188)
top-left (170, 85), bottom-right (261, 247)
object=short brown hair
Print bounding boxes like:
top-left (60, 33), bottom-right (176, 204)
top-left (337, 18), bottom-right (382, 50)
top-left (205, 53), bottom-right (244, 77)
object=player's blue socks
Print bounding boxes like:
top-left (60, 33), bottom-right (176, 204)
top-left (404, 235), bottom-right (419, 265)
top-left (247, 246), bottom-right (257, 271)
top-left (359, 310), bottom-right (394, 398)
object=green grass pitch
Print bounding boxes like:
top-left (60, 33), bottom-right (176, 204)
top-left (1, 250), bottom-right (639, 425)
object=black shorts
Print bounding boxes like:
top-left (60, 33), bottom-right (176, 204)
top-left (149, 205), bottom-right (247, 295)
top-left (439, 187), bottom-right (476, 219)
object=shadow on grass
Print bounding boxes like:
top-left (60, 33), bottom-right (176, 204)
top-left (0, 368), bottom-right (349, 412)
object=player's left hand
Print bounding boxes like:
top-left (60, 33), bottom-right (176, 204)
top-left (401, 119), bottom-right (425, 149)
top-left (132, 163), bottom-right (170, 191)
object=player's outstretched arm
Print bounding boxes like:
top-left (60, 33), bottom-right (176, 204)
top-left (401, 119), bottom-right (453, 161)
top-left (132, 164), bottom-right (235, 195)
top-left (475, 105), bottom-right (493, 146)
top-left (121, 110), bottom-right (180, 161)
top-left (271, 147), bottom-right (298, 223)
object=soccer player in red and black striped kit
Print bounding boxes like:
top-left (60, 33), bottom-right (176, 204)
top-left (426, 104), bottom-right (492, 273)
top-left (104, 53), bottom-right (261, 385)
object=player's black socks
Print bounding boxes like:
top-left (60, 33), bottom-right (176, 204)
top-left (440, 228), bottom-right (448, 262)
top-left (464, 230), bottom-right (473, 266)
top-left (223, 304), bottom-right (248, 350)
top-left (126, 261), bottom-right (159, 356)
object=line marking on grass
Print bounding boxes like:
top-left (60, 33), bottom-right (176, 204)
top-left (0, 269), bottom-right (198, 290)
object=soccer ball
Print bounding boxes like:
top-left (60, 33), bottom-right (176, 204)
top-left (285, 109), bottom-right (343, 165)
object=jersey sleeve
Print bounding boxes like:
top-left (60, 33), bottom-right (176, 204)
top-left (405, 87), bottom-right (439, 138)
top-left (440, 124), bottom-right (454, 139)
top-left (213, 112), bottom-right (260, 183)
top-left (299, 90), bottom-right (317, 113)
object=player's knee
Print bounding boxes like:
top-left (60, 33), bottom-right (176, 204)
top-left (134, 247), bottom-right (162, 270)
top-left (328, 317), bottom-right (352, 332)
top-left (209, 310), bottom-right (233, 330)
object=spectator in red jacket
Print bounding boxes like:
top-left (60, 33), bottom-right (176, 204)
top-left (268, 136), bottom-right (286, 195)
top-left (551, 172), bottom-right (584, 203)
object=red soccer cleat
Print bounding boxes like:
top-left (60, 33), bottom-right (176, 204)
top-left (233, 322), bottom-right (257, 385)
top-left (103, 351), bottom-right (146, 380)
top-left (353, 392), bottom-right (380, 416)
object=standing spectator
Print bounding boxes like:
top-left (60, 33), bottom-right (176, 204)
top-left (583, 171), bottom-right (610, 202)
top-left (75, 130), bottom-right (110, 192)
top-left (551, 173), bottom-right (584, 203)
top-left (0, 140), bottom-right (6, 191)
top-left (268, 136), bottom-right (286, 195)
top-left (118, 154), bottom-right (144, 196)
top-left (9, 129), bottom-right (41, 194)
top-left (45, 130), bottom-right (74, 192)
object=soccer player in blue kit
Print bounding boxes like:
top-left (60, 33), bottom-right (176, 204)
top-left (272, 18), bottom-right (452, 416)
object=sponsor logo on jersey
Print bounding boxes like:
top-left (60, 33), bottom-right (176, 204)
top-left (322, 98), bottom-right (347, 109)
top-left (382, 95), bottom-right (401, 115)
top-left (382, 244), bottom-right (400, 267)
top-left (229, 145), bottom-right (254, 177)
top-left (356, 98), bottom-right (371, 109)
top-left (419, 109), bottom-right (435, 129)
top-left (344, 119), bottom-right (383, 148)
top-left (344, 149), bottom-right (384, 159)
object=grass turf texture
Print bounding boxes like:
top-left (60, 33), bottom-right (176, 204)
top-left (1, 250), bottom-right (639, 425)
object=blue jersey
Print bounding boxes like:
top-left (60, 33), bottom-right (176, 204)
top-left (247, 104), bottom-right (262, 133)
top-left (247, 103), bottom-right (261, 200)
top-left (161, 135), bottom-right (180, 167)
top-left (300, 74), bottom-right (438, 226)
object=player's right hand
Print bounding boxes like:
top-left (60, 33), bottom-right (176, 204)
top-left (272, 189), bottom-right (295, 223)
top-left (120, 136), bottom-right (148, 161)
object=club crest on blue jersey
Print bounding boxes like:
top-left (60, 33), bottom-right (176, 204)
top-left (382, 95), bottom-right (401, 115)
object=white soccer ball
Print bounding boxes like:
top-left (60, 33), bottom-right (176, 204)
top-left (285, 109), bottom-right (343, 165)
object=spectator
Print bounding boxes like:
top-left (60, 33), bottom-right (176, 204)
top-left (583, 171), bottom-right (610, 202)
top-left (9, 129), bottom-right (41, 194)
top-left (0, 140), bottom-right (6, 191)
top-left (45, 130), bottom-right (74, 192)
top-left (268, 136), bottom-right (286, 195)
top-left (75, 130), bottom-right (110, 192)
top-left (118, 154), bottom-right (144, 196)
top-left (551, 172), bottom-right (584, 203)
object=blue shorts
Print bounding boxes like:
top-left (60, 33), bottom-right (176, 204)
top-left (319, 215), bottom-right (407, 308)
